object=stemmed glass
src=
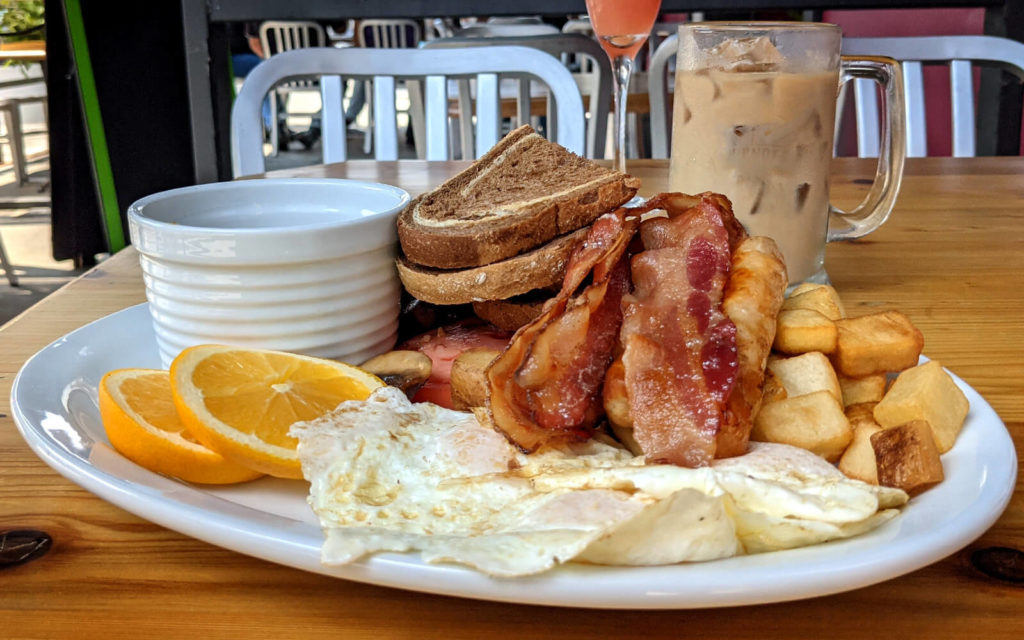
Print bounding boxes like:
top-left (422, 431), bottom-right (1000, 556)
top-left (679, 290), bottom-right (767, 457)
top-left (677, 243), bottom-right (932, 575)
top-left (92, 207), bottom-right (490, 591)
top-left (585, 0), bottom-right (662, 173)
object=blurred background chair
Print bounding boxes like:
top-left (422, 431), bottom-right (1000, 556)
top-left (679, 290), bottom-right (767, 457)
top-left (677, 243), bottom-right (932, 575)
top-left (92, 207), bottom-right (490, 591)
top-left (647, 33), bottom-right (678, 159)
top-left (485, 16), bottom-right (549, 26)
top-left (455, 22), bottom-right (560, 38)
top-left (0, 95), bottom-right (46, 186)
top-left (425, 33), bottom-right (610, 160)
top-left (0, 229), bottom-right (16, 286)
top-left (357, 18), bottom-right (422, 48)
top-left (257, 20), bottom-right (327, 155)
top-left (355, 19), bottom-right (423, 156)
top-left (841, 35), bottom-right (1024, 157)
top-left (231, 46), bottom-right (586, 176)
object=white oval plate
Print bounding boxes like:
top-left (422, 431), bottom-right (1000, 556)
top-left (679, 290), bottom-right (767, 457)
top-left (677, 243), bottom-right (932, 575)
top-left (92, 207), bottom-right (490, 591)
top-left (11, 304), bottom-right (1017, 609)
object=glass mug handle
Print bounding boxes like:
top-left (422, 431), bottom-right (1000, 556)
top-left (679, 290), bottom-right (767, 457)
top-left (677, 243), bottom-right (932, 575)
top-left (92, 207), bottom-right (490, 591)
top-left (828, 56), bottom-right (907, 241)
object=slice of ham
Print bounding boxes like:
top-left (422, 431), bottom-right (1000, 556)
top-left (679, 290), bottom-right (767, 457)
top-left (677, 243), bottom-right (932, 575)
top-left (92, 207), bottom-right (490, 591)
top-left (486, 210), bottom-right (638, 451)
top-left (620, 194), bottom-right (744, 467)
top-left (400, 321), bottom-right (511, 408)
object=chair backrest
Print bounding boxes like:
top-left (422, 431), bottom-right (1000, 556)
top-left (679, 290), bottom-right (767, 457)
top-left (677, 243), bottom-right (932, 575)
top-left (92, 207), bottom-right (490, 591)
top-left (425, 33), bottom-right (611, 159)
top-left (258, 21), bottom-right (327, 94)
top-left (231, 47), bottom-right (586, 177)
top-left (426, 18), bottom-right (457, 41)
top-left (647, 33), bottom-right (678, 159)
top-left (455, 23), bottom-right (560, 38)
top-left (356, 19), bottom-right (422, 49)
top-left (258, 21), bottom-right (326, 57)
top-left (841, 35), bottom-right (1024, 157)
top-left (637, 22), bottom-right (680, 72)
top-left (561, 17), bottom-right (593, 36)
top-left (486, 16), bottom-right (547, 26)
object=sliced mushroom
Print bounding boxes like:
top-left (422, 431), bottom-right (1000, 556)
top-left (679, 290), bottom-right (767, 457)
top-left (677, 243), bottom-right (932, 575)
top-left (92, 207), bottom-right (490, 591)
top-left (360, 350), bottom-right (432, 397)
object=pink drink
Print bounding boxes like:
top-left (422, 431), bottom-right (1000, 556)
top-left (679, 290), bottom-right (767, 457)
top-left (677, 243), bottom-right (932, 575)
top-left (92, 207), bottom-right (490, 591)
top-left (586, 0), bottom-right (662, 173)
top-left (586, 0), bottom-right (662, 59)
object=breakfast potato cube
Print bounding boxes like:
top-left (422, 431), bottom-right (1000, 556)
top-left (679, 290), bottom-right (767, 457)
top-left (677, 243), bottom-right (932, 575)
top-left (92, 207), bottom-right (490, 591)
top-left (752, 390), bottom-right (852, 461)
top-left (773, 309), bottom-right (838, 355)
top-left (873, 360), bottom-right (969, 453)
top-left (838, 373), bottom-right (888, 407)
top-left (761, 368), bottom-right (788, 404)
top-left (871, 420), bottom-right (944, 495)
top-left (781, 284), bottom-right (845, 320)
top-left (832, 311), bottom-right (924, 377)
top-left (838, 419), bottom-right (884, 485)
top-left (767, 351), bottom-right (841, 402)
top-left (845, 402), bottom-right (879, 427)
top-left (450, 347), bottom-right (502, 411)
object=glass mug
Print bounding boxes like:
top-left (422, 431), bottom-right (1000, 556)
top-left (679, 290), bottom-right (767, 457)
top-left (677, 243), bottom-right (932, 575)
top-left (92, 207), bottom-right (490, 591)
top-left (668, 22), bottom-right (906, 284)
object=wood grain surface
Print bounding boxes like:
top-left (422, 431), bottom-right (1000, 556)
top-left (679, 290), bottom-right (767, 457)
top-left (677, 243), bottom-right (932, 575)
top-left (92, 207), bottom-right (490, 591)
top-left (1, 158), bottom-right (1020, 637)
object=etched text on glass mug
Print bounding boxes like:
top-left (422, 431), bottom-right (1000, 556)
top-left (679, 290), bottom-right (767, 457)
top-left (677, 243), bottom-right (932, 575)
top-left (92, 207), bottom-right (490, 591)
top-left (668, 22), bottom-right (906, 284)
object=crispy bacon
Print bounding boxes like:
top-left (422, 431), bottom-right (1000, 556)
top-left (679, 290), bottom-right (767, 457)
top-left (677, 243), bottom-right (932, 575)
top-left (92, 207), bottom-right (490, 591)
top-left (486, 210), bottom-right (638, 451)
top-left (485, 192), bottom-right (767, 466)
top-left (620, 194), bottom-right (744, 467)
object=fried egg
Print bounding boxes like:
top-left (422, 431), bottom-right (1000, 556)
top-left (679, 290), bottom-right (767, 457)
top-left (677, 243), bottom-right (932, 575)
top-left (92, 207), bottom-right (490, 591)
top-left (291, 387), bottom-right (907, 577)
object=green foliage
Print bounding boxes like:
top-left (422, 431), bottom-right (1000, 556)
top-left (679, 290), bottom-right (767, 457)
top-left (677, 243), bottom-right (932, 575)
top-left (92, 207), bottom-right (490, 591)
top-left (0, 0), bottom-right (45, 42)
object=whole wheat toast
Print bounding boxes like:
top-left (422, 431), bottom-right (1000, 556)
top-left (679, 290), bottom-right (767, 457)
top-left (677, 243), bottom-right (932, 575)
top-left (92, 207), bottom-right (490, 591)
top-left (396, 227), bottom-right (588, 305)
top-left (397, 125), bottom-right (639, 270)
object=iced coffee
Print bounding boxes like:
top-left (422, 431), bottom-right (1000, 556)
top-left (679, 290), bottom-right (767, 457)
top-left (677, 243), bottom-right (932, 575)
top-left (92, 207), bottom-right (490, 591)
top-left (670, 33), bottom-right (840, 283)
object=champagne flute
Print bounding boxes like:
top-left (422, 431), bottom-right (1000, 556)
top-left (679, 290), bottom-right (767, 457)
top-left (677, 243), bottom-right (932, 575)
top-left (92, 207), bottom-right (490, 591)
top-left (585, 0), bottom-right (662, 173)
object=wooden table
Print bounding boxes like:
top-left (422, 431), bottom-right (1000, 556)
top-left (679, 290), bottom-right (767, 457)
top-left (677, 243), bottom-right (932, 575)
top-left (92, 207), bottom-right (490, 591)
top-left (1, 158), bottom-right (1021, 636)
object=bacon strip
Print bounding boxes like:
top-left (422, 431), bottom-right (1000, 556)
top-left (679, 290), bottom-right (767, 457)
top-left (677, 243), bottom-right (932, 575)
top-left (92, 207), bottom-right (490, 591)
top-left (620, 194), bottom-right (742, 467)
top-left (486, 211), bottom-right (639, 451)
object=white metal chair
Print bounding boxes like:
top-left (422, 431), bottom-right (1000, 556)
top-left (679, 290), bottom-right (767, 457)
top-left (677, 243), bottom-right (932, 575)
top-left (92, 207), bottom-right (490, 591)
top-left (0, 95), bottom-right (47, 186)
top-left (356, 19), bottom-right (422, 48)
top-left (231, 47), bottom-right (586, 177)
top-left (257, 21), bottom-right (328, 155)
top-left (841, 35), bottom-right (1024, 157)
top-left (486, 16), bottom-right (548, 26)
top-left (647, 33), bottom-right (678, 159)
top-left (425, 33), bottom-right (610, 160)
top-left (355, 19), bottom-right (423, 156)
top-left (0, 229), bottom-right (16, 286)
top-left (561, 17), bottom-right (592, 36)
top-left (455, 23), bottom-right (560, 38)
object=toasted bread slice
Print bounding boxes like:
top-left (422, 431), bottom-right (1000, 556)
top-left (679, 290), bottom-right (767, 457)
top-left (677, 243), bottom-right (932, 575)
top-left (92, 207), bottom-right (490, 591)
top-left (473, 292), bottom-right (552, 332)
top-left (396, 227), bottom-right (587, 306)
top-left (397, 125), bottom-right (640, 269)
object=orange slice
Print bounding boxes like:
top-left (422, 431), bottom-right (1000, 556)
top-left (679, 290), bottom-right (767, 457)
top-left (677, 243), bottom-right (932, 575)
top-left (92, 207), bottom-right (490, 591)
top-left (99, 369), bottom-right (264, 484)
top-left (169, 345), bottom-right (385, 479)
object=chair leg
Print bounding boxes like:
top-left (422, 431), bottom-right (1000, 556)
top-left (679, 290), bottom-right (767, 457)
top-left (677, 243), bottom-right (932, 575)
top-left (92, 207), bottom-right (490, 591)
top-left (268, 92), bottom-right (279, 157)
top-left (0, 232), bottom-right (18, 287)
top-left (2, 106), bottom-right (26, 186)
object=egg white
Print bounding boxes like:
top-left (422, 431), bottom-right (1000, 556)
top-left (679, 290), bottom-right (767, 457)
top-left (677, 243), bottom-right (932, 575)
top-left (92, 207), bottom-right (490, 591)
top-left (291, 387), bottom-right (908, 577)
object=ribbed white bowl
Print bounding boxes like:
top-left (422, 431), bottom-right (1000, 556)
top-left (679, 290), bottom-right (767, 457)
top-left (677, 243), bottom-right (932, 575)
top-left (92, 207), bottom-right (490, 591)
top-left (127, 178), bottom-right (410, 367)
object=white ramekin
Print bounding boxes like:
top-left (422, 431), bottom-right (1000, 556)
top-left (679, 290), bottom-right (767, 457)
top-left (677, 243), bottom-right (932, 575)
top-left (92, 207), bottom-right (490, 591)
top-left (127, 178), bottom-right (410, 367)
